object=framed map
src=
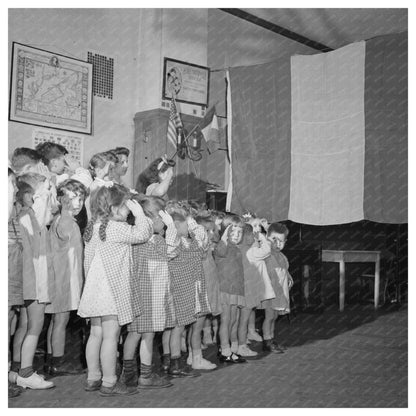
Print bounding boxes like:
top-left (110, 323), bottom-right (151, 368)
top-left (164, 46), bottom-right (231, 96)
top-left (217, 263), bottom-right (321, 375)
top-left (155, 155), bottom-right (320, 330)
top-left (9, 42), bottom-right (93, 134)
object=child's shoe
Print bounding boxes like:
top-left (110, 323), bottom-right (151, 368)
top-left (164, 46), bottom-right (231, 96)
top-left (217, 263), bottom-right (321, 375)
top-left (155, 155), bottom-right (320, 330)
top-left (84, 379), bottom-right (102, 392)
top-left (120, 363), bottom-right (138, 387)
top-left (237, 344), bottom-right (258, 357)
top-left (16, 372), bottom-right (55, 390)
top-left (218, 353), bottom-right (246, 364)
top-left (99, 381), bottom-right (139, 397)
top-left (192, 352), bottom-right (217, 370)
top-left (8, 381), bottom-right (22, 398)
top-left (262, 339), bottom-right (284, 354)
top-left (138, 373), bottom-right (173, 389)
top-left (161, 354), bottom-right (171, 373)
top-left (168, 357), bottom-right (201, 378)
top-left (247, 330), bottom-right (263, 342)
top-left (272, 339), bottom-right (288, 350)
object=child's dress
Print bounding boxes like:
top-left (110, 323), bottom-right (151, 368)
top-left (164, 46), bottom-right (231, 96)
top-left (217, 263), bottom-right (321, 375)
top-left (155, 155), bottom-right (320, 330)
top-left (8, 206), bottom-right (24, 307)
top-left (128, 232), bottom-right (176, 333)
top-left (201, 243), bottom-right (222, 316)
top-left (45, 212), bottom-right (83, 313)
top-left (260, 247), bottom-right (292, 314)
top-left (18, 206), bottom-right (55, 304)
top-left (168, 220), bottom-right (211, 326)
top-left (214, 241), bottom-right (245, 306)
top-left (78, 217), bottom-right (153, 326)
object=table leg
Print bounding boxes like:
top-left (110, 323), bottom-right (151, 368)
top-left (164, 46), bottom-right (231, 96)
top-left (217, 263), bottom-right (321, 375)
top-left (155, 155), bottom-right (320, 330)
top-left (374, 255), bottom-right (380, 309)
top-left (339, 261), bottom-right (345, 312)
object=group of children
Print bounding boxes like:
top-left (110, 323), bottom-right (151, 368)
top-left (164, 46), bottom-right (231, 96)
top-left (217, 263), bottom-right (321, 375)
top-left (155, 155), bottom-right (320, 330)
top-left (8, 142), bottom-right (293, 398)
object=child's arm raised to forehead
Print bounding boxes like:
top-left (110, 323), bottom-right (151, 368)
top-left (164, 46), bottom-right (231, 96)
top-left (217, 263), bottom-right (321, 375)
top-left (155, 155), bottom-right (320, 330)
top-left (187, 217), bottom-right (209, 249)
top-left (106, 214), bottom-right (153, 244)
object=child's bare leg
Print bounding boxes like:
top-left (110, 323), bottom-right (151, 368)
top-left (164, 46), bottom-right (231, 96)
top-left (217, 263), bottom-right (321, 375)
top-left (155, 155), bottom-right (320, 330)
top-left (123, 332), bottom-right (141, 360)
top-left (11, 307), bottom-right (27, 370)
top-left (122, 331), bottom-right (141, 386)
top-left (247, 309), bottom-right (263, 341)
top-left (170, 325), bottom-right (185, 358)
top-left (100, 315), bottom-right (120, 388)
top-left (212, 316), bottom-right (219, 343)
top-left (219, 305), bottom-right (231, 356)
top-left (229, 305), bottom-right (239, 353)
top-left (140, 332), bottom-right (154, 366)
top-left (162, 329), bottom-right (171, 355)
top-left (20, 301), bottom-right (45, 371)
top-left (51, 312), bottom-right (70, 357)
top-left (86, 317), bottom-right (103, 382)
top-left (237, 307), bottom-right (252, 347)
top-left (202, 316), bottom-right (213, 345)
top-left (262, 307), bottom-right (274, 340)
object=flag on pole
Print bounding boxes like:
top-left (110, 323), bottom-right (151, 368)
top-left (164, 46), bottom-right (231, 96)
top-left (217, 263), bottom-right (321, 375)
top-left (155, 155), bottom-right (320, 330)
top-left (167, 97), bottom-right (183, 150)
top-left (200, 106), bottom-right (220, 154)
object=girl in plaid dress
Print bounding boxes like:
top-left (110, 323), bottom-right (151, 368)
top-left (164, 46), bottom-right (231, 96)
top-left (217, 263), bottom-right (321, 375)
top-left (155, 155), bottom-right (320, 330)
top-left (163, 207), bottom-right (210, 377)
top-left (78, 184), bottom-right (153, 397)
top-left (122, 195), bottom-right (174, 389)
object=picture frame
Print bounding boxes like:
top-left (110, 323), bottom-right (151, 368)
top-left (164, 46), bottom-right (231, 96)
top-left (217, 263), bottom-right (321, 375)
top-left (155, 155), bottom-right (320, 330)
top-left (9, 42), bottom-right (93, 135)
top-left (162, 57), bottom-right (210, 107)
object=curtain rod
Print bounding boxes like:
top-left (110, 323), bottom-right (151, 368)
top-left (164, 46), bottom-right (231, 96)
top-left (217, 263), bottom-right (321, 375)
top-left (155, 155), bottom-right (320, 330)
top-left (219, 8), bottom-right (334, 53)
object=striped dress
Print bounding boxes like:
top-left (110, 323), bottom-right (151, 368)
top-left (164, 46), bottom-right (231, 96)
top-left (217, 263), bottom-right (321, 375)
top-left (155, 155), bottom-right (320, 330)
top-left (128, 232), bottom-right (176, 333)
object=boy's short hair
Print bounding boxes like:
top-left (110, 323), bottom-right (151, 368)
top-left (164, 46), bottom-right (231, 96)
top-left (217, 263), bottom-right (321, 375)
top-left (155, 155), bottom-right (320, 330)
top-left (243, 223), bottom-right (254, 235)
top-left (11, 148), bottom-right (42, 174)
top-left (35, 142), bottom-right (68, 166)
top-left (267, 222), bottom-right (289, 237)
top-left (17, 172), bottom-right (46, 192)
top-left (113, 147), bottom-right (130, 158)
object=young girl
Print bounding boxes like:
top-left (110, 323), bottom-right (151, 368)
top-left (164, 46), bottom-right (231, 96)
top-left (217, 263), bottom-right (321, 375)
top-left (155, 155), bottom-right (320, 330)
top-left (195, 214), bottom-right (222, 348)
top-left (85, 152), bottom-right (115, 219)
top-left (214, 215), bottom-right (246, 364)
top-left (260, 222), bottom-right (293, 353)
top-left (163, 206), bottom-right (209, 377)
top-left (15, 173), bottom-right (55, 390)
top-left (122, 195), bottom-right (175, 389)
top-left (43, 179), bottom-right (87, 376)
top-left (135, 156), bottom-right (175, 200)
top-left (78, 184), bottom-right (153, 396)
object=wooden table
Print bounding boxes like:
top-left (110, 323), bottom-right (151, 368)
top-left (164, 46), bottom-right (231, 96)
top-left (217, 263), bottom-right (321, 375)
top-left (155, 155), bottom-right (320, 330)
top-left (321, 250), bottom-right (381, 311)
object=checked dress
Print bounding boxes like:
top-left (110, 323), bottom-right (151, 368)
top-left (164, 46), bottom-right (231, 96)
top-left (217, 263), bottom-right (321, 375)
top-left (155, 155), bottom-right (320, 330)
top-left (168, 219), bottom-right (211, 326)
top-left (128, 232), bottom-right (176, 333)
top-left (78, 217), bottom-right (153, 326)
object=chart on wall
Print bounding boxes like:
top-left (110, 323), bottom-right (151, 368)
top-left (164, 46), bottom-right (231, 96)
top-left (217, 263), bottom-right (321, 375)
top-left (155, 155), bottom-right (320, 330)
top-left (32, 128), bottom-right (84, 166)
top-left (9, 42), bottom-right (93, 134)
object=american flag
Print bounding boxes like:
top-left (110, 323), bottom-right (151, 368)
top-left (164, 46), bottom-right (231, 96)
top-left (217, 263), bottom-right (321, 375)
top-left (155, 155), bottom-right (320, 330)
top-left (167, 97), bottom-right (183, 149)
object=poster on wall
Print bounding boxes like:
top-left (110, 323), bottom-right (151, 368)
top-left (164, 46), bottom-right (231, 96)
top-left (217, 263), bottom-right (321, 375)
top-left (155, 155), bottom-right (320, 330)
top-left (32, 128), bottom-right (84, 166)
top-left (162, 57), bottom-right (210, 107)
top-left (9, 42), bottom-right (93, 134)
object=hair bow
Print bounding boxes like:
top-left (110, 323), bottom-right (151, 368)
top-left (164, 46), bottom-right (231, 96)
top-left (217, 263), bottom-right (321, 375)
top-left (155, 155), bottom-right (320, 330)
top-left (157, 155), bottom-right (169, 171)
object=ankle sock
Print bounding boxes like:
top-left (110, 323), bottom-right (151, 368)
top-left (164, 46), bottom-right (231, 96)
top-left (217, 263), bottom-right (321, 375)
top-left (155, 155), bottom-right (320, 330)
top-left (221, 346), bottom-right (231, 356)
top-left (87, 370), bottom-right (102, 382)
top-left (123, 359), bottom-right (136, 370)
top-left (51, 355), bottom-right (65, 366)
top-left (19, 366), bottom-right (34, 378)
top-left (140, 363), bottom-right (152, 378)
top-left (102, 375), bottom-right (117, 388)
top-left (11, 361), bottom-right (20, 373)
top-left (45, 353), bottom-right (52, 365)
top-left (231, 341), bottom-right (238, 353)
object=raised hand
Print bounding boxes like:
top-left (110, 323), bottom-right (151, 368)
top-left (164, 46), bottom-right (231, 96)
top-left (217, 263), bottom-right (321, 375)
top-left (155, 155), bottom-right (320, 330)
top-left (159, 210), bottom-right (174, 226)
top-left (126, 199), bottom-right (144, 217)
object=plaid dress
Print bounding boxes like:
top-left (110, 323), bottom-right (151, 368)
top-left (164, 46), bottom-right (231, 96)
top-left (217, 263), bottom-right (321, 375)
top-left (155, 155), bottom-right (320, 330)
top-left (79, 216), bottom-right (153, 326)
top-left (128, 233), bottom-right (176, 333)
top-left (168, 222), bottom-right (211, 326)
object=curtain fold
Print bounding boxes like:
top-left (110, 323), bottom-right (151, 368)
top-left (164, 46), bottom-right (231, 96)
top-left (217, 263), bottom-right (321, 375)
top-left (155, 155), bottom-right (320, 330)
top-left (364, 32), bottom-right (408, 223)
top-left (229, 60), bottom-right (291, 221)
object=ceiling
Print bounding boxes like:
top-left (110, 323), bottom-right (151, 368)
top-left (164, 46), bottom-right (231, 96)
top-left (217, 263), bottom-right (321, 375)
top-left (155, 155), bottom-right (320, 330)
top-left (240, 8), bottom-right (408, 50)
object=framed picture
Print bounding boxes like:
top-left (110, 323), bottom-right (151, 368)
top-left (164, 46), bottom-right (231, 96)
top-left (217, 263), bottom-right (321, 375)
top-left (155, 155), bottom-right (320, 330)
top-left (162, 57), bottom-right (210, 107)
top-left (9, 42), bottom-right (93, 134)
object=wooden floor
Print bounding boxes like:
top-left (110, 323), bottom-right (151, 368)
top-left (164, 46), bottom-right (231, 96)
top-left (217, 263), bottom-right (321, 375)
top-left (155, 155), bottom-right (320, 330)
top-left (9, 303), bottom-right (407, 408)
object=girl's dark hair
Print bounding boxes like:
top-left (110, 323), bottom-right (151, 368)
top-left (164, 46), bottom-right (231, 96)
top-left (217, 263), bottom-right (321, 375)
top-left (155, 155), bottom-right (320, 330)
top-left (57, 179), bottom-right (87, 202)
top-left (83, 184), bottom-right (131, 243)
top-left (243, 223), bottom-right (254, 236)
top-left (88, 152), bottom-right (109, 179)
top-left (267, 222), bottom-right (289, 237)
top-left (135, 157), bottom-right (175, 193)
top-left (113, 147), bottom-right (130, 158)
top-left (35, 142), bottom-right (68, 166)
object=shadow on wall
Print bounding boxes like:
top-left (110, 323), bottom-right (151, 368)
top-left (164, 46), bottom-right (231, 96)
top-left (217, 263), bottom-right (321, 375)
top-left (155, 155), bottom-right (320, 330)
top-left (167, 172), bottom-right (215, 203)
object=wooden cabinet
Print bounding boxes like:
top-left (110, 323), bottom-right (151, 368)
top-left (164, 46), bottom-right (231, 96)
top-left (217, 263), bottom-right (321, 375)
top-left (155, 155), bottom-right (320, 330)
top-left (133, 108), bottom-right (208, 202)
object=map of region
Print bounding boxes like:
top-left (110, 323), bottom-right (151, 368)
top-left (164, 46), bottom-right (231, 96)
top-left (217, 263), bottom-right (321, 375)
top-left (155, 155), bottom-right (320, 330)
top-left (11, 44), bottom-right (92, 134)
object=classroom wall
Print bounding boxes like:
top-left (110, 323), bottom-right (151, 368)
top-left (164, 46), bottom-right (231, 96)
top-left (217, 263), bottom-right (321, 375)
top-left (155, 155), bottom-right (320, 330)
top-left (8, 8), bottom-right (208, 188)
top-left (9, 8), bottom-right (317, 189)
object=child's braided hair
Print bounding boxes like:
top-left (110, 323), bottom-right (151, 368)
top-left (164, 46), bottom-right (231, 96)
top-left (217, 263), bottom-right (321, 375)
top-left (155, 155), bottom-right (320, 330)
top-left (83, 183), bottom-right (131, 242)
